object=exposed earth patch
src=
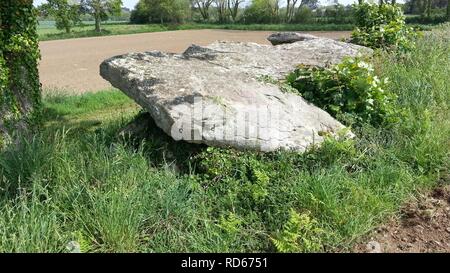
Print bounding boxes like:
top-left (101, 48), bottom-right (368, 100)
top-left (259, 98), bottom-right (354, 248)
top-left (355, 174), bottom-right (450, 253)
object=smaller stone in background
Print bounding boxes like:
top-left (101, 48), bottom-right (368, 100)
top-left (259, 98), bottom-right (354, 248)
top-left (267, 32), bottom-right (318, 45)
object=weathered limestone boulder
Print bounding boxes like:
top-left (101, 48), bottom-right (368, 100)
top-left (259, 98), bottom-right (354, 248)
top-left (100, 34), bottom-right (369, 152)
top-left (267, 32), bottom-right (317, 45)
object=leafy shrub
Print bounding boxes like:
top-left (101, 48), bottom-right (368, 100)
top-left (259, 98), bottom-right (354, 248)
top-left (130, 0), bottom-right (190, 24)
top-left (40, 0), bottom-right (81, 33)
top-left (322, 4), bottom-right (354, 24)
top-left (292, 6), bottom-right (314, 24)
top-left (351, 3), bottom-right (417, 51)
top-left (242, 0), bottom-right (280, 24)
top-left (271, 209), bottom-right (323, 253)
top-left (218, 212), bottom-right (243, 235)
top-left (287, 57), bottom-right (398, 126)
top-left (195, 147), bottom-right (271, 204)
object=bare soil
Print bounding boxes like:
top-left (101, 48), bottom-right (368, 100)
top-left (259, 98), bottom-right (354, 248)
top-left (38, 29), bottom-right (350, 93)
top-left (355, 175), bottom-right (450, 253)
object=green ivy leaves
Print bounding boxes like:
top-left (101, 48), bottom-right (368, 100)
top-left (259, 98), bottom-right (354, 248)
top-left (0, 1), bottom-right (42, 147)
top-left (287, 57), bottom-right (398, 127)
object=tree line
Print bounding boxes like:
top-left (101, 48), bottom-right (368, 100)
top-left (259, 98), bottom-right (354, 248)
top-left (130, 0), bottom-right (450, 24)
top-left (38, 0), bottom-right (122, 33)
top-left (37, 0), bottom-right (450, 34)
top-left (405, 0), bottom-right (449, 19)
top-left (129, 0), bottom-right (346, 24)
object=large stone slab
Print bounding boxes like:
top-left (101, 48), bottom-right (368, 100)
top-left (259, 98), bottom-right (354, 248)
top-left (100, 35), bottom-right (369, 152)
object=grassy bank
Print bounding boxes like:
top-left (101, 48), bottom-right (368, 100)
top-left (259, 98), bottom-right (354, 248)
top-left (1, 25), bottom-right (448, 252)
top-left (38, 22), bottom-right (354, 41)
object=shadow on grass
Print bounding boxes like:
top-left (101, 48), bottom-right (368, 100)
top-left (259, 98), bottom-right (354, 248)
top-left (41, 99), bottom-right (203, 175)
top-left (118, 112), bottom-right (206, 174)
top-left (41, 103), bottom-right (110, 136)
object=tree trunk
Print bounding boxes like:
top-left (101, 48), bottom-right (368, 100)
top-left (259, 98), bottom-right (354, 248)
top-left (0, 0), bottom-right (42, 148)
top-left (426, 0), bottom-right (432, 18)
top-left (420, 0), bottom-right (427, 17)
top-left (227, 0), bottom-right (239, 22)
top-left (447, 0), bottom-right (450, 21)
top-left (95, 14), bottom-right (101, 32)
top-left (200, 2), bottom-right (211, 21)
top-left (200, 6), bottom-right (209, 21)
top-left (286, 0), bottom-right (291, 22)
top-left (216, 0), bottom-right (227, 23)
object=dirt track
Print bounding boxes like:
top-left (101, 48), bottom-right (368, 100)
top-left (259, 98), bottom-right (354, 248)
top-left (39, 29), bottom-right (350, 93)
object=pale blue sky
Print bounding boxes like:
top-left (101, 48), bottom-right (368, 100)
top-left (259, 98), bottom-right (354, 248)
top-left (33, 0), bottom-right (378, 10)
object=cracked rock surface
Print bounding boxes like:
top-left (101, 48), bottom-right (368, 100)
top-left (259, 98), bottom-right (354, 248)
top-left (100, 34), bottom-right (370, 152)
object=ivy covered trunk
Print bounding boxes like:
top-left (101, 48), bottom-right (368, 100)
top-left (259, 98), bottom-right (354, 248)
top-left (0, 0), bottom-right (41, 148)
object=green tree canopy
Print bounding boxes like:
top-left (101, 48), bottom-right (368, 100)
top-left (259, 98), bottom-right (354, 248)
top-left (131, 0), bottom-right (190, 24)
top-left (39, 0), bottom-right (81, 33)
top-left (80, 0), bottom-right (122, 32)
top-left (243, 0), bottom-right (280, 24)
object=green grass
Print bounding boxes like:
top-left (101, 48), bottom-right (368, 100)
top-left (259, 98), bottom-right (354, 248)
top-left (1, 25), bottom-right (449, 252)
top-left (44, 89), bottom-right (135, 117)
top-left (42, 89), bottom-right (139, 135)
top-left (37, 22), bottom-right (354, 41)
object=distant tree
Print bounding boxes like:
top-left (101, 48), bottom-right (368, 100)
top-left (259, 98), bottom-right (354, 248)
top-left (80, 0), bottom-right (122, 32)
top-left (227, 0), bottom-right (244, 22)
top-left (292, 5), bottom-right (314, 23)
top-left (404, 0), bottom-right (448, 18)
top-left (39, 0), bottom-right (81, 33)
top-left (215, 0), bottom-right (228, 23)
top-left (285, 0), bottom-right (299, 22)
top-left (243, 0), bottom-right (280, 24)
top-left (192, 0), bottom-right (213, 21)
top-left (131, 0), bottom-right (190, 23)
top-left (285, 0), bottom-right (317, 23)
top-left (160, 0), bottom-right (191, 23)
top-left (130, 0), bottom-right (150, 23)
